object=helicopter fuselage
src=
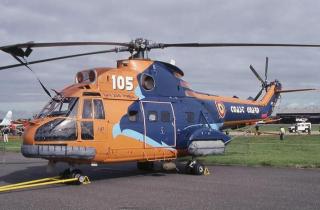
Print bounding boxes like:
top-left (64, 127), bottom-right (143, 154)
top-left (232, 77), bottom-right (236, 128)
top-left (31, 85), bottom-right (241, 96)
top-left (22, 59), bottom-right (281, 164)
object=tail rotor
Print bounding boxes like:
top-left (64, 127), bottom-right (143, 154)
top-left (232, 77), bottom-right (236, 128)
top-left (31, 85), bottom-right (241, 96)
top-left (250, 57), bottom-right (269, 100)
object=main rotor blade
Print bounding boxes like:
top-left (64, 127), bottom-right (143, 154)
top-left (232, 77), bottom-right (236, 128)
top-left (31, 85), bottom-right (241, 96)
top-left (0, 42), bottom-right (130, 50)
top-left (265, 57), bottom-right (269, 81)
top-left (254, 88), bottom-right (264, 101)
top-left (0, 47), bottom-right (129, 71)
top-left (160, 43), bottom-right (320, 48)
top-left (249, 65), bottom-right (265, 84)
top-left (4, 41), bottom-right (320, 51)
top-left (276, 88), bottom-right (316, 93)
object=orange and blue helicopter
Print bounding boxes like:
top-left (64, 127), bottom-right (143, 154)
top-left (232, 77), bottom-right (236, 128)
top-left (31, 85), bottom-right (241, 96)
top-left (0, 38), bottom-right (317, 176)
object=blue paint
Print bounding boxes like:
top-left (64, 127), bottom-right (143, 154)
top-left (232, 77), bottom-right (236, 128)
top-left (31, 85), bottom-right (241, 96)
top-left (134, 86), bottom-right (145, 100)
top-left (112, 61), bottom-right (280, 153)
top-left (112, 123), bottom-right (121, 138)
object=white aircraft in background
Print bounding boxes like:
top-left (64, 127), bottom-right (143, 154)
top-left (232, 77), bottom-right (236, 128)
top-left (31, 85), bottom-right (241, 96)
top-left (0, 111), bottom-right (28, 136)
top-left (0, 111), bottom-right (12, 127)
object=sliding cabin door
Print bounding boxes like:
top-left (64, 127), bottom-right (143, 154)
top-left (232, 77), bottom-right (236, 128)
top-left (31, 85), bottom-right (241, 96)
top-left (141, 101), bottom-right (176, 148)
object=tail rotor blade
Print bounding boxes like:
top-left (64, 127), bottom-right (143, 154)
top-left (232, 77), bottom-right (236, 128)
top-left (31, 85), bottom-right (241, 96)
top-left (254, 88), bottom-right (264, 101)
top-left (276, 88), bottom-right (316, 93)
top-left (250, 65), bottom-right (264, 84)
top-left (265, 57), bottom-right (269, 81)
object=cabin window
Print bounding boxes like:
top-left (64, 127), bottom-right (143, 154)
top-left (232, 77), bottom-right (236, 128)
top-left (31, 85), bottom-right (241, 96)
top-left (93, 99), bottom-right (105, 119)
top-left (161, 111), bottom-right (171, 122)
top-left (185, 112), bottom-right (195, 123)
top-left (82, 99), bottom-right (93, 119)
top-left (128, 110), bottom-right (139, 122)
top-left (148, 111), bottom-right (158, 122)
top-left (81, 121), bottom-right (94, 140)
top-left (141, 74), bottom-right (155, 91)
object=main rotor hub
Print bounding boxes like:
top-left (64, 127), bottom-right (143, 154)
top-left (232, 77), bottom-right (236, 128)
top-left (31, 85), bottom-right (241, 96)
top-left (128, 38), bottom-right (151, 59)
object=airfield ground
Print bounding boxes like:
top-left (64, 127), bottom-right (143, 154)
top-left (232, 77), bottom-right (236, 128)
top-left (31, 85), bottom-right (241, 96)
top-left (0, 152), bottom-right (319, 210)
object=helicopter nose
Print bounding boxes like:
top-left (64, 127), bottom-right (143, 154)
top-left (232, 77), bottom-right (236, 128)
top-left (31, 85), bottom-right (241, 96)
top-left (22, 124), bottom-right (37, 145)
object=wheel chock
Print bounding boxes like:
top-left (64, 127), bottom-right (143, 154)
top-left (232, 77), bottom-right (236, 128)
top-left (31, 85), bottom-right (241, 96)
top-left (204, 167), bottom-right (210, 175)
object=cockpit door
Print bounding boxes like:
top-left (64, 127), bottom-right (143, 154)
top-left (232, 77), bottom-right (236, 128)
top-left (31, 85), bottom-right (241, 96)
top-left (81, 98), bottom-right (107, 141)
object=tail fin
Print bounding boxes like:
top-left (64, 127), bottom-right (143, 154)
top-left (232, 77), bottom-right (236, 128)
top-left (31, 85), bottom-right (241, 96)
top-left (0, 111), bottom-right (12, 126)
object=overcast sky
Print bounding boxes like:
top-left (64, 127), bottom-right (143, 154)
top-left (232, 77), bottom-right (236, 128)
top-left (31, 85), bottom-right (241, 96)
top-left (0, 0), bottom-right (319, 119)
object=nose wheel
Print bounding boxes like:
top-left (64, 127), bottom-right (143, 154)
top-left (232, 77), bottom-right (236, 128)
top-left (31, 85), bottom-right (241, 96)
top-left (60, 168), bottom-right (88, 184)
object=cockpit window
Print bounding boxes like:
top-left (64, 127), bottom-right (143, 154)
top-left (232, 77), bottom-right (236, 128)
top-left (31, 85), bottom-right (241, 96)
top-left (93, 99), bottom-right (105, 119)
top-left (37, 97), bottom-right (79, 118)
top-left (35, 118), bottom-right (77, 141)
top-left (82, 99), bottom-right (93, 119)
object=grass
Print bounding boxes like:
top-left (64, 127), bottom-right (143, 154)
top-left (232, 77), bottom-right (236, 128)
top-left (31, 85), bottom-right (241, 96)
top-left (200, 134), bottom-right (320, 168)
top-left (0, 136), bottom-right (23, 152)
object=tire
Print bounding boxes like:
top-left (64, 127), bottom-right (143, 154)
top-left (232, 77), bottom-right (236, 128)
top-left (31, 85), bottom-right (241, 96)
top-left (71, 169), bottom-right (82, 178)
top-left (71, 169), bottom-right (83, 185)
top-left (193, 163), bottom-right (205, 175)
top-left (77, 175), bottom-right (86, 184)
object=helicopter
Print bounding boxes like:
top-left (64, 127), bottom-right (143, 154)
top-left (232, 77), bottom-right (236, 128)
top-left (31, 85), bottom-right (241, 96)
top-left (0, 38), bottom-right (317, 177)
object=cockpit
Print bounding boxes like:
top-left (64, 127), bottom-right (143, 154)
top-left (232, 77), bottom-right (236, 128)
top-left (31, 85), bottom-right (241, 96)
top-left (33, 93), bottom-right (106, 142)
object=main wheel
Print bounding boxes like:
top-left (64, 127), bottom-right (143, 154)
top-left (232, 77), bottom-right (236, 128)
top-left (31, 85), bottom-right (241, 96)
top-left (193, 163), bottom-right (205, 175)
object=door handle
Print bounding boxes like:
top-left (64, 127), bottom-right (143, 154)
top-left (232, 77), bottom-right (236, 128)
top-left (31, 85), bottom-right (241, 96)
top-left (160, 126), bottom-right (165, 134)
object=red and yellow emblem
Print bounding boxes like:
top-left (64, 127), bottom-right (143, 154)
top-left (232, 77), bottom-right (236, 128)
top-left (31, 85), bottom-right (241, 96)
top-left (215, 101), bottom-right (226, 118)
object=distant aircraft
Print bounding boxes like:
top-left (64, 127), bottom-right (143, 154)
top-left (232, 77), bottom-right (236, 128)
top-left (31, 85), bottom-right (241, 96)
top-left (0, 111), bottom-right (12, 126)
top-left (0, 111), bottom-right (28, 135)
top-left (256, 117), bottom-right (282, 124)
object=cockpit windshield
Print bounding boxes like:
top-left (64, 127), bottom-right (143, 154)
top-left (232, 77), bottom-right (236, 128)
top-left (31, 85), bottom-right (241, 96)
top-left (37, 97), bottom-right (79, 118)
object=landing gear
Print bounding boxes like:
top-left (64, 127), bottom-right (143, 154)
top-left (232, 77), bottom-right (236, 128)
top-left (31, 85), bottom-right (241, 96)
top-left (185, 160), bottom-right (206, 175)
top-left (71, 169), bottom-right (82, 179)
top-left (137, 161), bottom-right (154, 171)
top-left (60, 168), bottom-right (87, 184)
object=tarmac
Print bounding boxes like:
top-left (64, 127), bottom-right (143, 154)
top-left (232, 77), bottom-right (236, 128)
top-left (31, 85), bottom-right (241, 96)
top-left (0, 152), bottom-right (320, 210)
